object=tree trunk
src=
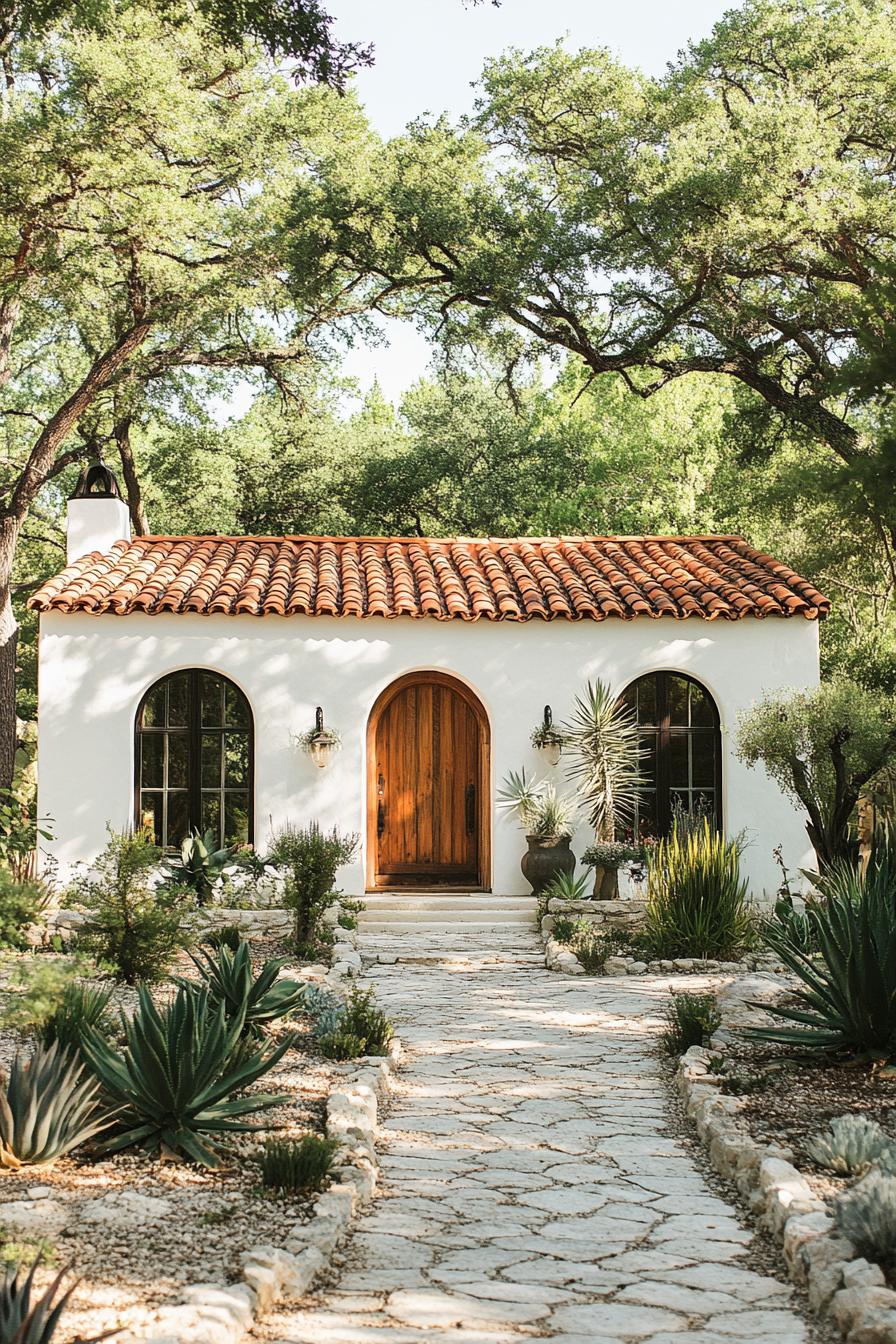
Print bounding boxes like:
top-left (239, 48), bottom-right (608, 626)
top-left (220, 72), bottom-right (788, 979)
top-left (0, 515), bottom-right (21, 792)
top-left (115, 414), bottom-right (148, 534)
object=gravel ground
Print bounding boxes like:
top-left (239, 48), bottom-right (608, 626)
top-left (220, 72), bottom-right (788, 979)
top-left (0, 936), bottom-right (338, 1341)
top-left (720, 1043), bottom-right (896, 1205)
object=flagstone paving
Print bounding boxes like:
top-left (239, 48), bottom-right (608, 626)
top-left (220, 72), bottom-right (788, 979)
top-left (265, 932), bottom-right (819, 1344)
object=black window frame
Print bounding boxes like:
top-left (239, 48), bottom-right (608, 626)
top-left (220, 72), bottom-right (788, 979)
top-left (621, 671), bottom-right (722, 839)
top-left (134, 669), bottom-right (254, 850)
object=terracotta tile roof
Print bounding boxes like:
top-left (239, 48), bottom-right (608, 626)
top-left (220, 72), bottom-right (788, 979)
top-left (28, 535), bottom-right (830, 622)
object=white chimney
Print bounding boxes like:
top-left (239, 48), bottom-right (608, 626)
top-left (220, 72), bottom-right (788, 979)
top-left (66, 463), bottom-right (131, 564)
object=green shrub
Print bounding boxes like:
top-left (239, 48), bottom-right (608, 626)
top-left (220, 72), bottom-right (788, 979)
top-left (181, 939), bottom-right (306, 1037)
top-left (269, 824), bottom-right (357, 949)
top-left (81, 984), bottom-right (293, 1168)
top-left (835, 1170), bottom-right (896, 1269)
top-left (551, 915), bottom-right (578, 943)
top-left (340, 987), bottom-right (393, 1055)
top-left (645, 820), bottom-right (753, 960)
top-left (73, 829), bottom-right (192, 983)
top-left (0, 957), bottom-right (89, 1037)
top-left (39, 982), bottom-right (115, 1060)
top-left (0, 871), bottom-right (47, 949)
top-left (659, 990), bottom-right (720, 1056)
top-left (202, 925), bottom-right (243, 952)
top-left (753, 841), bottom-right (896, 1060)
top-left (315, 1030), bottom-right (366, 1061)
top-left (573, 925), bottom-right (637, 974)
top-left (164, 830), bottom-right (235, 906)
top-left (0, 1259), bottom-right (109, 1344)
top-left (806, 1115), bottom-right (893, 1175)
top-left (259, 1134), bottom-right (341, 1194)
top-left (0, 1041), bottom-right (110, 1169)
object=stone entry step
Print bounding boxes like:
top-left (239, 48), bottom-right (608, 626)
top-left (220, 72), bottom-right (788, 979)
top-left (358, 894), bottom-right (538, 931)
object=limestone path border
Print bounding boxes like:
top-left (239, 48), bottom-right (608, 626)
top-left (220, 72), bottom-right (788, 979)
top-left (262, 930), bottom-right (823, 1344)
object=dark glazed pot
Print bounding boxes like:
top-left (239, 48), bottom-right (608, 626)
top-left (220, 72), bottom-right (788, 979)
top-left (521, 834), bottom-right (576, 895)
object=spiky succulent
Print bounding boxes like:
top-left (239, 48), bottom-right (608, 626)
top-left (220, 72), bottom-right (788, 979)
top-left (0, 1259), bottom-right (114, 1344)
top-left (835, 1169), bottom-right (896, 1266)
top-left (0, 1041), bottom-right (111, 1169)
top-left (40, 982), bottom-right (115, 1060)
top-left (259, 1134), bottom-right (341, 1194)
top-left (178, 939), bottom-right (306, 1037)
top-left (80, 984), bottom-right (293, 1168)
top-left (806, 1114), bottom-right (893, 1175)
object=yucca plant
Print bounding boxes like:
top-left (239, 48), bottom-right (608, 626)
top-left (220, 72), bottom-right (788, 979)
top-left (561, 680), bottom-right (644, 841)
top-left (497, 769), bottom-right (577, 838)
top-left (80, 984), bottom-right (293, 1168)
top-left (0, 1041), bottom-right (111, 1170)
top-left (178, 940), bottom-right (306, 1037)
top-left (259, 1134), bottom-right (341, 1194)
top-left (645, 819), bottom-right (753, 959)
top-left (752, 843), bottom-right (896, 1060)
top-left (0, 1259), bottom-right (115, 1344)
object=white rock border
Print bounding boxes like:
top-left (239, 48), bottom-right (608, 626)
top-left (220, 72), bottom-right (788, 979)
top-left (676, 1043), bottom-right (896, 1344)
top-left (127, 1032), bottom-right (402, 1344)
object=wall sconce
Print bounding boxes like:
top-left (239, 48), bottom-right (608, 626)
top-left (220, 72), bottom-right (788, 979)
top-left (530, 704), bottom-right (564, 767)
top-left (297, 706), bottom-right (342, 769)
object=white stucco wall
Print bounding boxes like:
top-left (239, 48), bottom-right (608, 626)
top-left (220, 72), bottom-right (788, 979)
top-left (36, 610), bottom-right (821, 900)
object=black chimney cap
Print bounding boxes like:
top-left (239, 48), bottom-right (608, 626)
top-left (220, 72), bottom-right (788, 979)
top-left (70, 461), bottom-right (122, 501)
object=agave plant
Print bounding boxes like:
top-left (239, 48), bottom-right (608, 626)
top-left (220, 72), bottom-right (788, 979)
top-left (80, 984), bottom-right (293, 1168)
top-left (164, 829), bottom-right (234, 906)
top-left (752, 847), bottom-right (896, 1060)
top-left (0, 1041), bottom-right (111, 1170)
top-left (541, 870), bottom-right (592, 902)
top-left (806, 1114), bottom-right (893, 1175)
top-left (179, 939), bottom-right (306, 1037)
top-left (0, 1259), bottom-right (115, 1344)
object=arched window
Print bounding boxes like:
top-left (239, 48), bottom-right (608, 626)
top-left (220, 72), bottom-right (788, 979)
top-left (135, 671), bottom-right (253, 850)
top-left (620, 672), bottom-right (721, 839)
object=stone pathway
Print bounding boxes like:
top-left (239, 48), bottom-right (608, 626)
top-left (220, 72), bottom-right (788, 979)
top-left (265, 931), bottom-right (816, 1344)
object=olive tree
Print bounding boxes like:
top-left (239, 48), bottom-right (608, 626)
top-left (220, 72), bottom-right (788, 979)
top-left (736, 680), bottom-right (896, 871)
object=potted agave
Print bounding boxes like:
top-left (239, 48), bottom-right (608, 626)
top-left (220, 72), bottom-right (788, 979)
top-left (498, 768), bottom-right (578, 894)
top-left (562, 680), bottom-right (645, 899)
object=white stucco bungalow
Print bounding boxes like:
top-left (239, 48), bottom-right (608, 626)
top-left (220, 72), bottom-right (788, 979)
top-left (30, 468), bottom-right (830, 898)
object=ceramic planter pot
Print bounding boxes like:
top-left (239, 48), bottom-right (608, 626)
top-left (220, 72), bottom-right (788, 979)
top-left (590, 863), bottom-right (620, 900)
top-left (521, 834), bottom-right (575, 895)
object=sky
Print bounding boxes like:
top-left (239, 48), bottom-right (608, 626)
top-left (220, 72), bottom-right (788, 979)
top-left (323, 0), bottom-right (738, 409)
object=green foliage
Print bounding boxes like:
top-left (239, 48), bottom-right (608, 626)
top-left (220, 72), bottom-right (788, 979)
top-left (269, 824), bottom-right (357, 949)
top-left (541, 871), bottom-right (591, 902)
top-left (0, 1259), bottom-right (109, 1344)
top-left (764, 892), bottom-right (817, 957)
top-left (73, 830), bottom-right (191, 984)
top-left (164, 831), bottom-right (235, 907)
top-left (551, 916), bottom-right (579, 944)
top-left (80, 984), bottom-right (292, 1168)
top-left (645, 821), bottom-right (753, 960)
top-left (835, 1170), bottom-right (896, 1269)
top-left (550, 918), bottom-right (639, 973)
top-left (497, 769), bottom-right (577, 838)
top-left (561, 681), bottom-right (644, 841)
top-left (202, 925), bottom-right (244, 952)
top-left (659, 991), bottom-right (721, 1056)
top-left (752, 844), bottom-right (896, 1060)
top-left (339, 987), bottom-right (394, 1056)
top-left (0, 1041), bottom-right (110, 1169)
top-left (737, 680), bottom-right (896, 870)
top-left (315, 1030), bottom-right (366, 1061)
top-left (181, 939), bottom-right (306, 1037)
top-left (806, 1115), bottom-right (894, 1176)
top-left (0, 872), bottom-right (47, 949)
top-left (259, 1133), bottom-right (341, 1194)
top-left (581, 843), bottom-right (643, 870)
top-left (0, 787), bottom-right (52, 882)
top-left (39, 983), bottom-right (115, 1060)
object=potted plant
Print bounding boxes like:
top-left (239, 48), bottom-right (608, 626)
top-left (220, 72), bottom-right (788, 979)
top-left (581, 841), bottom-right (645, 900)
top-left (498, 768), bottom-right (577, 894)
top-left (562, 680), bottom-right (644, 899)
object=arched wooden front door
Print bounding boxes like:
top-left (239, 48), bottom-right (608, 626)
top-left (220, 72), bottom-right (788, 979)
top-left (367, 672), bottom-right (490, 890)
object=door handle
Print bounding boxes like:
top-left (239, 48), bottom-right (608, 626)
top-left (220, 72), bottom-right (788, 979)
top-left (465, 783), bottom-right (475, 835)
top-left (377, 772), bottom-right (386, 837)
